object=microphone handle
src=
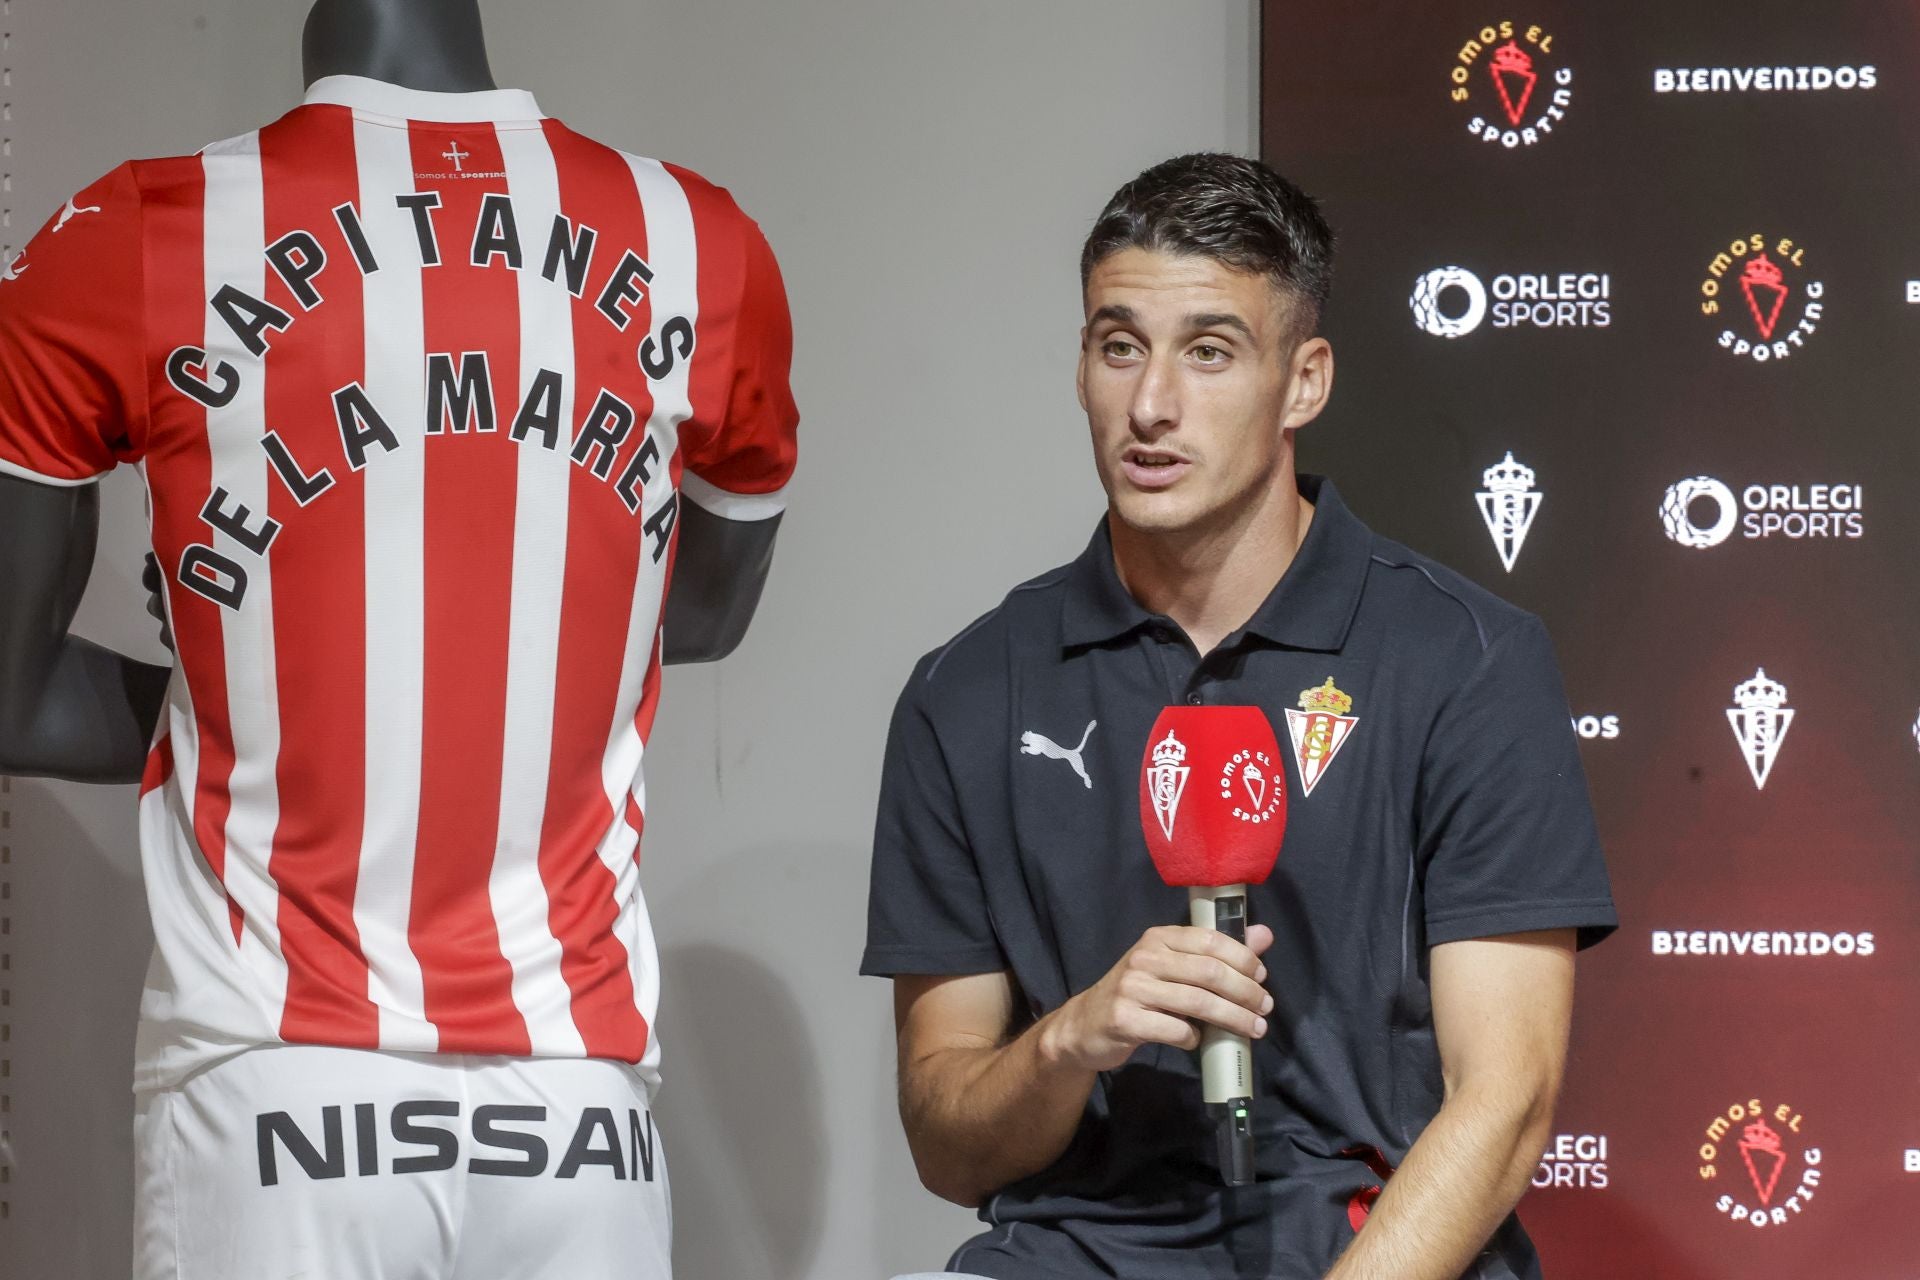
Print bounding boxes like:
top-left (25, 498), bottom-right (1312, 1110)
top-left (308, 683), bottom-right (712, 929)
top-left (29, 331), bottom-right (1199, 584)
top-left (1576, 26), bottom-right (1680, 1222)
top-left (1188, 884), bottom-right (1255, 1187)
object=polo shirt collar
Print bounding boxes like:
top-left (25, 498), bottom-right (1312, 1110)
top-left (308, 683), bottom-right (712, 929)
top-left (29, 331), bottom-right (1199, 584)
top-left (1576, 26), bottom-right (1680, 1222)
top-left (1060, 474), bottom-right (1370, 653)
top-left (303, 74), bottom-right (545, 123)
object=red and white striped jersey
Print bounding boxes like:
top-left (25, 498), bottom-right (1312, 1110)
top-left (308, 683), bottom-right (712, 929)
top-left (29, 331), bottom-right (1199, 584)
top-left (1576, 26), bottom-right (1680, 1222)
top-left (0, 76), bottom-right (798, 1089)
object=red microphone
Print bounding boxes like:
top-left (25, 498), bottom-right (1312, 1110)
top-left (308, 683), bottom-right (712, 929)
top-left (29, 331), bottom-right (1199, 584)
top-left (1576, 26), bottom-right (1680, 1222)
top-left (1138, 704), bottom-right (1287, 1187)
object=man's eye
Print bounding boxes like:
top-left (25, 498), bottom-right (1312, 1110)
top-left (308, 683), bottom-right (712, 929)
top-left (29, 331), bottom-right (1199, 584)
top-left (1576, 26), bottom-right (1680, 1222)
top-left (1192, 344), bottom-right (1226, 364)
top-left (1104, 340), bottom-right (1139, 359)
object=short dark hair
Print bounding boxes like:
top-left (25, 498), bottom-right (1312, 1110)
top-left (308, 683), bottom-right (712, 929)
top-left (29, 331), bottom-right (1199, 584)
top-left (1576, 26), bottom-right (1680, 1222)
top-left (1079, 153), bottom-right (1335, 337)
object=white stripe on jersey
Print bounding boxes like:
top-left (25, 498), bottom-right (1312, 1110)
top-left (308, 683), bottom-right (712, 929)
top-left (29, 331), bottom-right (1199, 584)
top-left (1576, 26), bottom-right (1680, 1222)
top-left (350, 117), bottom-right (435, 1053)
top-left (594, 155), bottom-right (700, 1045)
top-left (489, 123), bottom-right (588, 1058)
top-left (681, 471), bottom-right (788, 522)
top-left (199, 134), bottom-right (291, 1017)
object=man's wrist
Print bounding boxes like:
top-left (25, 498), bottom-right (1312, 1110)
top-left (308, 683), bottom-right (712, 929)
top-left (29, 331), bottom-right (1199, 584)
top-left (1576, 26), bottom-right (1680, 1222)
top-left (1031, 999), bottom-right (1097, 1081)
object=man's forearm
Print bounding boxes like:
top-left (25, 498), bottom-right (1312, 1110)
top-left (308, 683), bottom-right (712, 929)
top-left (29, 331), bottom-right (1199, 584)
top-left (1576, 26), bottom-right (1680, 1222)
top-left (1324, 1083), bottom-right (1552, 1280)
top-left (0, 636), bottom-right (169, 782)
top-left (900, 1010), bottom-right (1098, 1207)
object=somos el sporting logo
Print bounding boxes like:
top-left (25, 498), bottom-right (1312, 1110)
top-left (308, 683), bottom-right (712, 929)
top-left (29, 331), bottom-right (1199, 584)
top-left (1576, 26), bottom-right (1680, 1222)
top-left (1698, 1098), bottom-right (1823, 1229)
top-left (1449, 21), bottom-right (1573, 148)
top-left (1700, 233), bottom-right (1824, 361)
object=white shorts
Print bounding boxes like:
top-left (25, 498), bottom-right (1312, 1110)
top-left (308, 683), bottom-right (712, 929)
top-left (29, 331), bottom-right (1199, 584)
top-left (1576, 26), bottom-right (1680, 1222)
top-left (133, 1045), bottom-right (671, 1280)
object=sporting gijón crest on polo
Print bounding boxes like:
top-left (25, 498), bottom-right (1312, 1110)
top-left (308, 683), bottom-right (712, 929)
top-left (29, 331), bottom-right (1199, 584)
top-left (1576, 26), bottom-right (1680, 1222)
top-left (1285, 678), bottom-right (1360, 797)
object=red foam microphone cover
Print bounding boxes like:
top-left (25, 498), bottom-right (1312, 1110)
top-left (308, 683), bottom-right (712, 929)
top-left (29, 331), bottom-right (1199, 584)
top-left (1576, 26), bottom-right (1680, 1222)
top-left (1139, 704), bottom-right (1287, 887)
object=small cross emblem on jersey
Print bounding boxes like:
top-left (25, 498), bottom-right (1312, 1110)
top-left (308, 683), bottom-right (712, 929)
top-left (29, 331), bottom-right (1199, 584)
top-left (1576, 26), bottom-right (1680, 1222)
top-left (443, 142), bottom-right (470, 172)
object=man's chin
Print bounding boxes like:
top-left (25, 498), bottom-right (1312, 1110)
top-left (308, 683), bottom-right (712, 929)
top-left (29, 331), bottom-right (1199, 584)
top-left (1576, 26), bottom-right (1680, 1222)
top-left (1109, 490), bottom-right (1206, 536)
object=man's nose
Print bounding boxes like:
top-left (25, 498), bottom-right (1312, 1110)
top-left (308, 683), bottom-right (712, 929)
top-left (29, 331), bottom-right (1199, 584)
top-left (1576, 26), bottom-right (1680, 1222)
top-left (1128, 353), bottom-right (1180, 437)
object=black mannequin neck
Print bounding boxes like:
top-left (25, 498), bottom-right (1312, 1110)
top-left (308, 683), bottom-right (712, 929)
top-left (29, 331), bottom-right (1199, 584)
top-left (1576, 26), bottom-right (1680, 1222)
top-left (303, 0), bottom-right (497, 93)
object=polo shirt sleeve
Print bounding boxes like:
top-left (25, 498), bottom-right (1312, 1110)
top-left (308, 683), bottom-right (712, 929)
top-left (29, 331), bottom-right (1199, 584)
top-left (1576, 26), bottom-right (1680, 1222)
top-left (1417, 614), bottom-right (1617, 949)
top-left (861, 672), bottom-right (1009, 977)
top-left (0, 164), bottom-right (149, 486)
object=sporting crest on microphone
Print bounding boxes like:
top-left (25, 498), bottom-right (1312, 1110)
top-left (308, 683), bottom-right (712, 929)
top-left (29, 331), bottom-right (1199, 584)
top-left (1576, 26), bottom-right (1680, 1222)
top-left (1285, 678), bottom-right (1359, 798)
top-left (1146, 729), bottom-right (1190, 838)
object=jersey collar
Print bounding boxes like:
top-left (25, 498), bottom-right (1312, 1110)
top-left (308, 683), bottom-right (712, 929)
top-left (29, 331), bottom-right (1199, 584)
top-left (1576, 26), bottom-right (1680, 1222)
top-left (1060, 473), bottom-right (1371, 654)
top-left (303, 75), bottom-right (545, 123)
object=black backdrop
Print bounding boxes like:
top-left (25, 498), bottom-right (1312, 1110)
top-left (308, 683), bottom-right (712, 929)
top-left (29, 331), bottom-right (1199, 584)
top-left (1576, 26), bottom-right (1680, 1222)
top-left (1264, 3), bottom-right (1920, 1274)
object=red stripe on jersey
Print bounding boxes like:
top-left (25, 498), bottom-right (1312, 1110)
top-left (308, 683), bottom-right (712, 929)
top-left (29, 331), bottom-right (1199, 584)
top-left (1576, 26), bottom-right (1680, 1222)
top-left (257, 110), bottom-right (381, 1048)
top-left (404, 121), bottom-right (530, 1055)
top-left (534, 121), bottom-right (652, 1059)
top-left (138, 156), bottom-right (245, 945)
top-left (141, 735), bottom-right (175, 799)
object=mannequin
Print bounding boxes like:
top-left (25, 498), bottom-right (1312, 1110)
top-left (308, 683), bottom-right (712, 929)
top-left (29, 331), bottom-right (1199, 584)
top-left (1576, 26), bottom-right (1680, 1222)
top-left (0, 0), bottom-right (784, 782)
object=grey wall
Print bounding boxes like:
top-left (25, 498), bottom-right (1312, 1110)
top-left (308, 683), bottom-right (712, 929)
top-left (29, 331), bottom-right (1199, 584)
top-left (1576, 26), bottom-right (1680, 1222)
top-left (0, 3), bottom-right (1256, 1276)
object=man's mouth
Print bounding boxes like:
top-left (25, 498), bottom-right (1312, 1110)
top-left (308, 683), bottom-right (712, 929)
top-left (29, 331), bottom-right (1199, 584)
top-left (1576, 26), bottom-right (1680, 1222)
top-left (1121, 448), bottom-right (1191, 489)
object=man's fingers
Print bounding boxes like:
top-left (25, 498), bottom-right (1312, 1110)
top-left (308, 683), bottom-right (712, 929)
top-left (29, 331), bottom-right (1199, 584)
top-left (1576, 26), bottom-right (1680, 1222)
top-left (1144, 950), bottom-right (1272, 1015)
top-left (1152, 925), bottom-right (1264, 978)
top-left (1141, 979), bottom-right (1268, 1040)
top-left (1117, 1007), bottom-right (1202, 1053)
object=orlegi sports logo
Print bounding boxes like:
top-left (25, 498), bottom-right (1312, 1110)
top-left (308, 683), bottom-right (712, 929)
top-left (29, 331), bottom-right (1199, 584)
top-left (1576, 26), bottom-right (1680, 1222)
top-left (1700, 233), bottom-right (1824, 361)
top-left (1535, 1133), bottom-right (1609, 1190)
top-left (1660, 477), bottom-right (1863, 547)
top-left (1411, 266), bottom-right (1610, 336)
top-left (1699, 1098), bottom-right (1823, 1230)
top-left (1655, 63), bottom-right (1877, 95)
top-left (1653, 929), bottom-right (1875, 959)
top-left (1448, 21), bottom-right (1573, 149)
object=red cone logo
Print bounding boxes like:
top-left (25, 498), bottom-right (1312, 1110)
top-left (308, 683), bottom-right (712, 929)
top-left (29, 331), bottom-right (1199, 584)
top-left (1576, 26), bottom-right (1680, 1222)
top-left (1699, 232), bottom-right (1825, 363)
top-left (1740, 253), bottom-right (1788, 340)
top-left (1489, 41), bottom-right (1538, 124)
top-left (1448, 21), bottom-right (1574, 150)
top-left (1698, 1097), bottom-right (1824, 1229)
top-left (1738, 1118), bottom-right (1786, 1204)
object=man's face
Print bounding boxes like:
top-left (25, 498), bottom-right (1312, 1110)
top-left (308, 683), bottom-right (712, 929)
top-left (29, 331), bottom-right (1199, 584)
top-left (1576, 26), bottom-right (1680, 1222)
top-left (1077, 247), bottom-right (1328, 538)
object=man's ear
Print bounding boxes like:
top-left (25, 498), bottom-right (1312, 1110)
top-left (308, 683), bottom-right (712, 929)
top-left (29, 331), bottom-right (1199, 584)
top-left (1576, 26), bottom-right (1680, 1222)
top-left (1075, 325), bottom-right (1090, 413)
top-left (1282, 336), bottom-right (1334, 433)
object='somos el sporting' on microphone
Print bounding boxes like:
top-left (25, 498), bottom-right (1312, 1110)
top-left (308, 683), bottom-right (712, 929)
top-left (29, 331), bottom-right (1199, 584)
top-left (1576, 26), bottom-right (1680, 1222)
top-left (1138, 704), bottom-right (1287, 1188)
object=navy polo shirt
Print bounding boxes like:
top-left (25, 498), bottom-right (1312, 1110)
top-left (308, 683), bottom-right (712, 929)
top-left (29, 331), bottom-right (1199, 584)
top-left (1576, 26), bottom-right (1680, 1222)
top-left (861, 474), bottom-right (1616, 1280)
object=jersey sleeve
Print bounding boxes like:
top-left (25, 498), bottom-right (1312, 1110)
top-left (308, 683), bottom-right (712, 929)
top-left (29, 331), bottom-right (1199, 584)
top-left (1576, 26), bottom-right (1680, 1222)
top-left (0, 164), bottom-right (148, 485)
top-left (1417, 614), bottom-right (1617, 949)
top-left (679, 213), bottom-right (797, 521)
top-left (860, 671), bottom-right (1009, 977)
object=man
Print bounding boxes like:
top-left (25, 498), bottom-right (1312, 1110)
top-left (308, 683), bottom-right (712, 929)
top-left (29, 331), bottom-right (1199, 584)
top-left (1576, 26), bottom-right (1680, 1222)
top-left (0, 5), bottom-right (796, 1275)
top-left (862, 153), bottom-right (1614, 1280)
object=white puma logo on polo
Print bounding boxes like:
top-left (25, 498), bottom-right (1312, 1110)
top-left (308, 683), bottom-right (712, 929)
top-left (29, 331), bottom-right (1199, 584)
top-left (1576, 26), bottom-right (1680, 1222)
top-left (1020, 720), bottom-right (1097, 790)
top-left (53, 198), bottom-right (102, 232)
